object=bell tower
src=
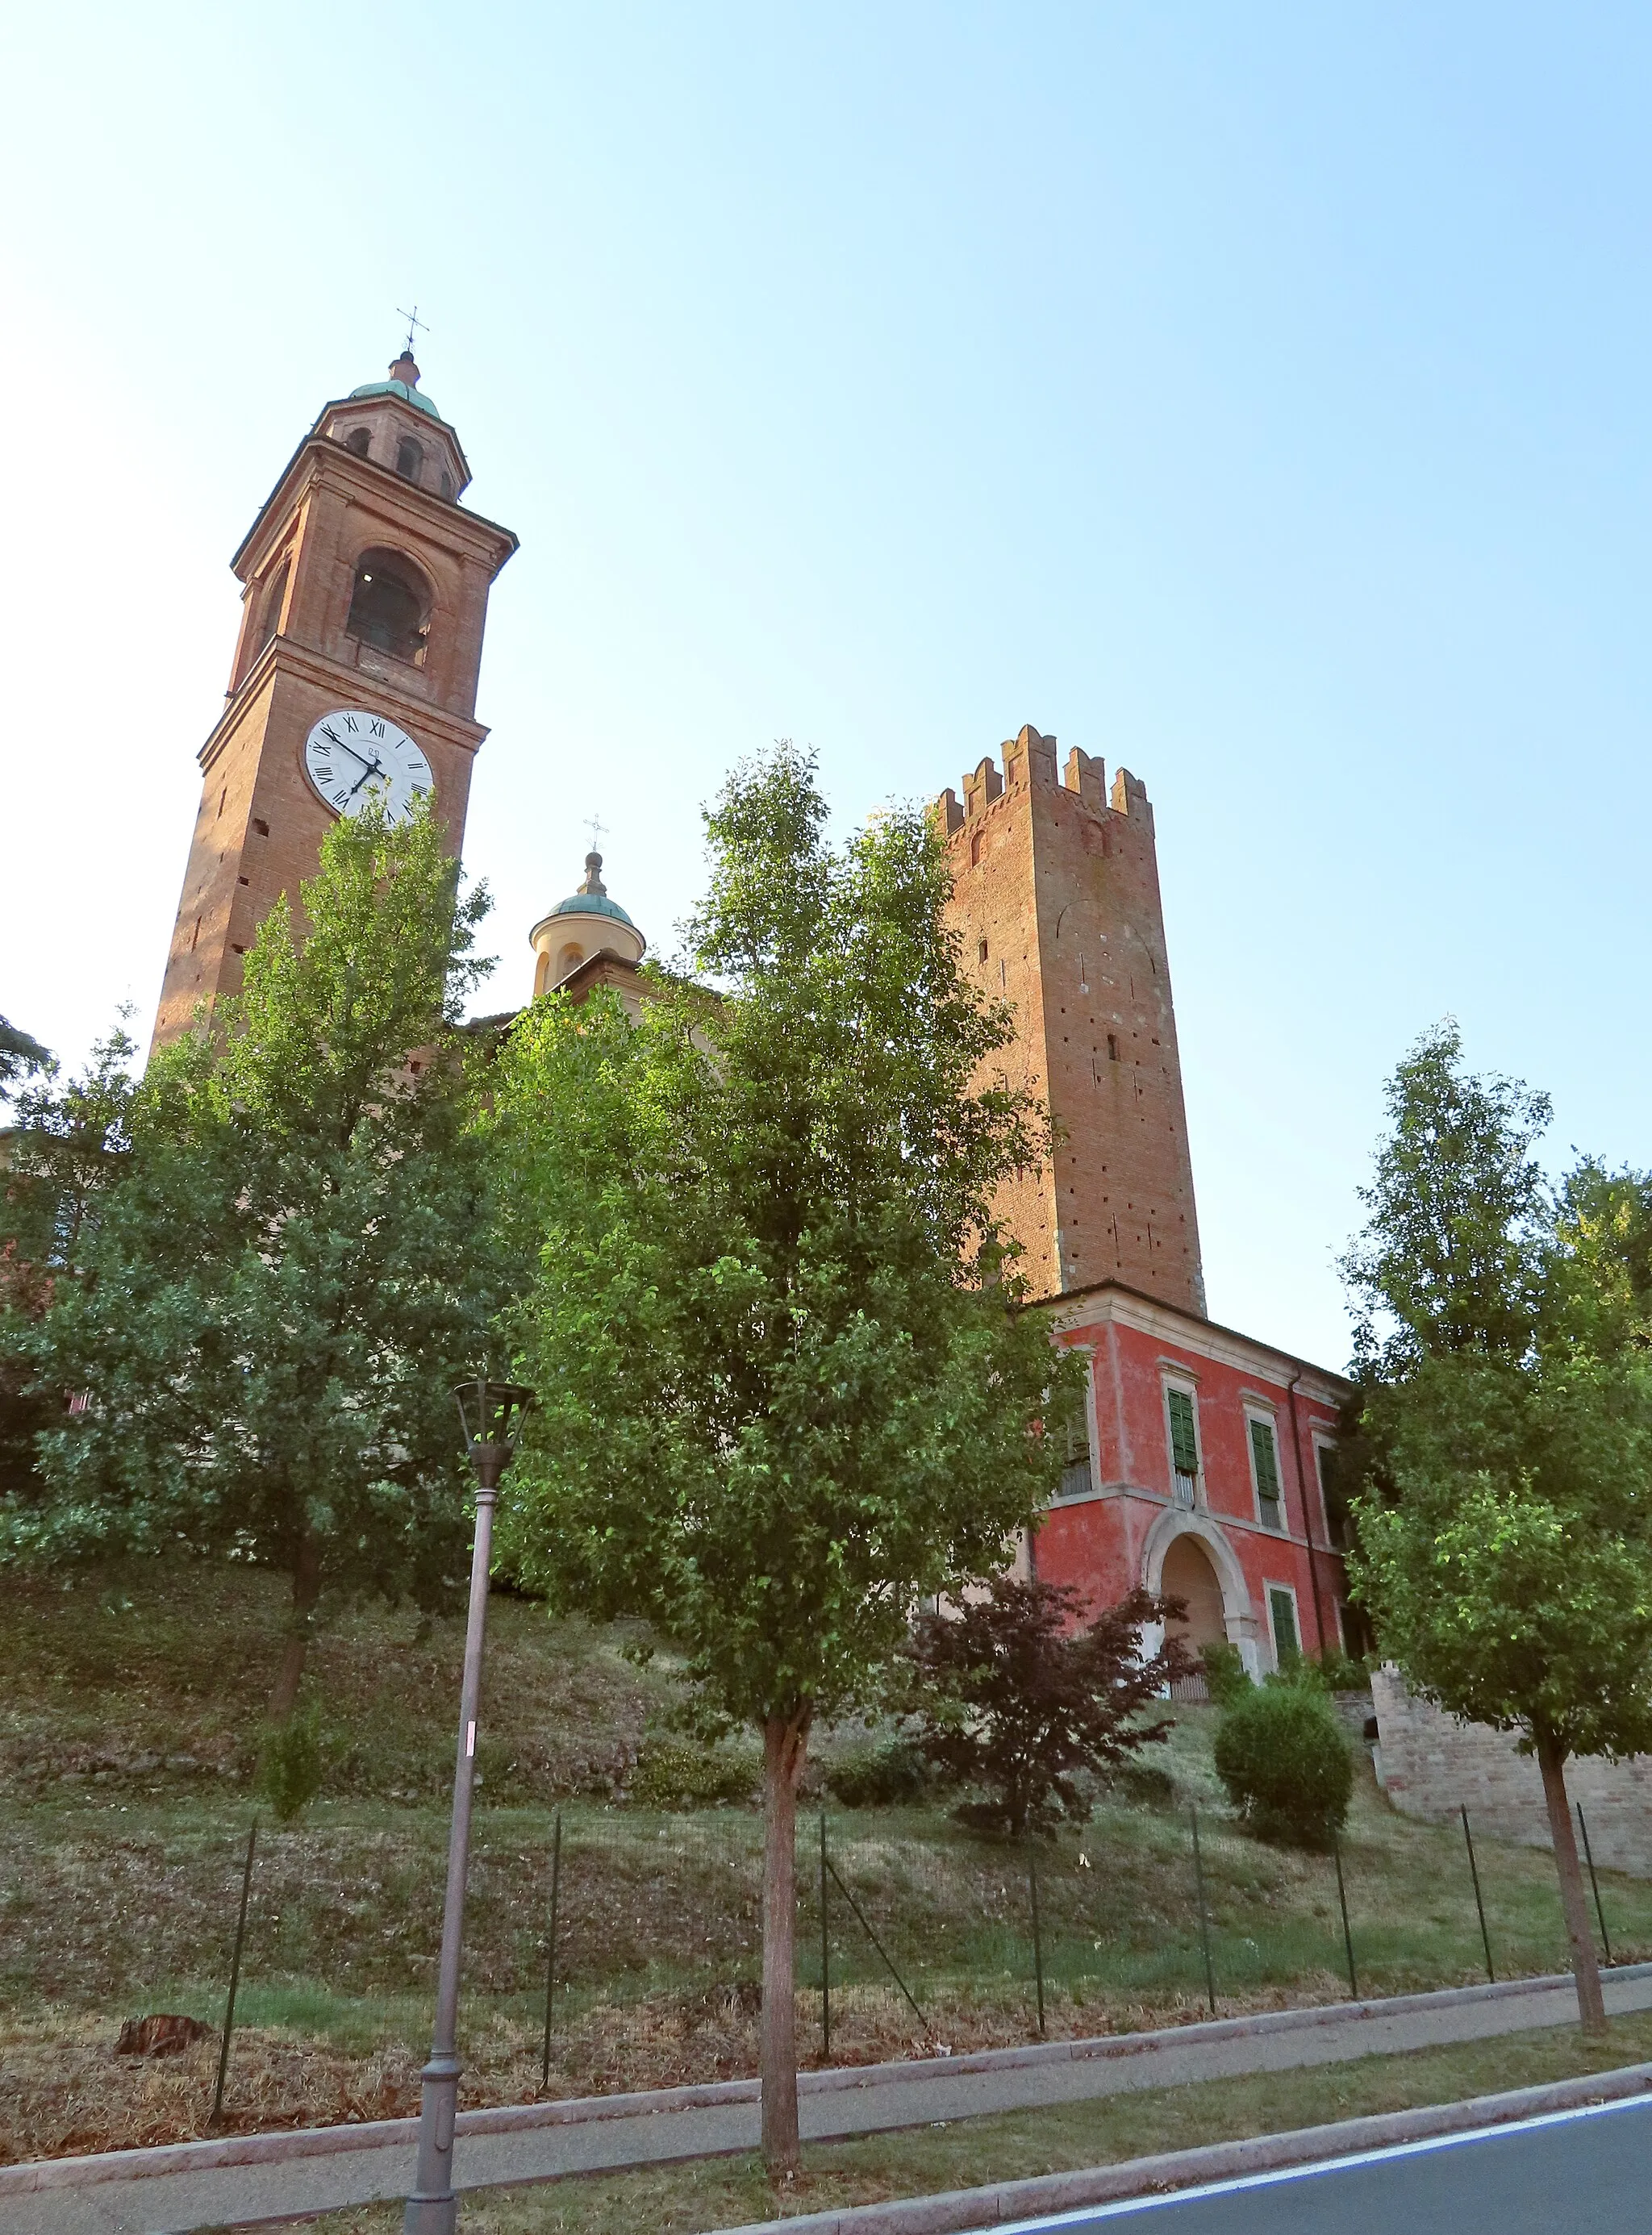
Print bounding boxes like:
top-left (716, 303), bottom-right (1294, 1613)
top-left (152, 351), bottom-right (518, 1047)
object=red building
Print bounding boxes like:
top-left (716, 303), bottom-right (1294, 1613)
top-left (1040, 1283), bottom-right (1350, 1674)
top-left (934, 729), bottom-right (1353, 1673)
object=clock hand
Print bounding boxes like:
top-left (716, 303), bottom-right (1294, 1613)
top-left (328, 737), bottom-right (381, 774)
top-left (347, 757), bottom-right (389, 798)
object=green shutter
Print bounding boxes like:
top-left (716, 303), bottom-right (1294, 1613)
top-left (1166, 1388), bottom-right (1199, 1476)
top-left (1269, 1587), bottom-right (1300, 1664)
top-left (1250, 1418), bottom-right (1282, 1520)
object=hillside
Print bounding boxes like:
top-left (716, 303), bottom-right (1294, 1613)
top-left (6, 1559), bottom-right (1652, 2166)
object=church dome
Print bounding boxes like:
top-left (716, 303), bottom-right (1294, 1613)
top-left (544, 887), bottom-right (636, 927)
top-left (529, 849), bottom-right (646, 998)
top-left (348, 349), bottom-right (445, 422)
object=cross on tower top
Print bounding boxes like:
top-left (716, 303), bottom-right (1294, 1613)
top-left (585, 814), bottom-right (607, 852)
top-left (396, 303), bottom-right (428, 355)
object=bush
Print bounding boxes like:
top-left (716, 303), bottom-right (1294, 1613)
top-left (629, 1734), bottom-right (761, 1809)
top-left (824, 1736), bottom-right (931, 1808)
top-left (255, 1697), bottom-right (324, 1824)
top-left (1199, 1640), bottom-right (1253, 1708)
top-left (1213, 1683), bottom-right (1354, 1848)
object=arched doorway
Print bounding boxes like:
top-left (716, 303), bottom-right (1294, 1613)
top-left (1160, 1532), bottom-right (1228, 1653)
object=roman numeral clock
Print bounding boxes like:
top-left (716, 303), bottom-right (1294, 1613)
top-left (306, 711), bottom-right (433, 824)
top-left (152, 348), bottom-right (517, 1049)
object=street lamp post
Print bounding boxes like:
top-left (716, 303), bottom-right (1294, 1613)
top-left (403, 1378), bottom-right (534, 2235)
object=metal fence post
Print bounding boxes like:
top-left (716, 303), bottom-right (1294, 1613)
top-left (210, 1818), bottom-right (258, 2129)
top-left (1461, 1806), bottom-right (1495, 1984)
top-left (1332, 1828), bottom-right (1358, 1999)
top-left (540, 1811), bottom-right (562, 2092)
top-left (819, 1809), bottom-right (831, 2061)
top-left (1576, 1803), bottom-right (1613, 1967)
top-left (1028, 1846), bottom-right (1046, 2039)
top-left (1190, 1806), bottom-right (1216, 2016)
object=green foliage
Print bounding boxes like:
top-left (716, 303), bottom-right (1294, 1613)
top-left (907, 1579), bottom-right (1193, 1840)
top-left (1342, 1024), bottom-right (1652, 2026)
top-left (1351, 1349), bottom-right (1652, 1761)
top-left (1199, 1640), bottom-right (1253, 1708)
top-left (824, 1734), bottom-right (932, 1808)
top-left (490, 742), bottom-right (1073, 2162)
top-left (1339, 1020), bottom-right (1551, 1377)
top-left (1213, 1683), bottom-right (1354, 1848)
top-left (1315, 1649), bottom-right (1372, 1693)
top-left (2, 803), bottom-right (507, 1710)
top-left (630, 1733), bottom-right (763, 1810)
top-left (492, 745), bottom-right (1070, 1736)
top-left (0, 1015), bottom-right (51, 1099)
top-left (255, 1695), bottom-right (324, 1823)
top-left (1342, 1025), bottom-right (1652, 1765)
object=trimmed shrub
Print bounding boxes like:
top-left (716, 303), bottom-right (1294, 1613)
top-left (255, 1697), bottom-right (324, 1824)
top-left (1213, 1682), bottom-right (1354, 1848)
top-left (1199, 1640), bottom-right (1254, 1708)
top-left (629, 1734), bottom-right (761, 1809)
top-left (824, 1737), bottom-right (931, 1808)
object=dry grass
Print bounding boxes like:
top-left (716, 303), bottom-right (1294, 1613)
top-left (9, 1562), bottom-right (1652, 2172)
top-left (1, 1974), bottom-right (1372, 2165)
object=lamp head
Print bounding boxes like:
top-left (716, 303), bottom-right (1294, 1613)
top-left (454, 1378), bottom-right (535, 1490)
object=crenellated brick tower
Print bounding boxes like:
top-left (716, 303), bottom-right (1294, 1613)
top-left (932, 724), bottom-right (1205, 1314)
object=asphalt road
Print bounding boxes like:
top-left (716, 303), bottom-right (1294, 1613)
top-left (995, 2095), bottom-right (1652, 2233)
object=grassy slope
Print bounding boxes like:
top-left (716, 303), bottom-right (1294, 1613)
top-left (291, 2012), bottom-right (1652, 2233)
top-left (6, 1561), bottom-right (1652, 2165)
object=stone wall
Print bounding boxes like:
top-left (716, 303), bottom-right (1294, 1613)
top-left (1372, 1665), bottom-right (1652, 1877)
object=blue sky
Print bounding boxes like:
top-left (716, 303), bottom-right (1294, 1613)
top-left (4, 4), bottom-right (1650, 1370)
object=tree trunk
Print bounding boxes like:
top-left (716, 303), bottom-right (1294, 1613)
top-left (1535, 1731), bottom-right (1607, 2035)
top-left (268, 1532), bottom-right (323, 1725)
top-left (759, 1706), bottom-right (811, 2175)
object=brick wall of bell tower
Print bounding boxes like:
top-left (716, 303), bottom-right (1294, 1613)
top-left (932, 723), bottom-right (1206, 1315)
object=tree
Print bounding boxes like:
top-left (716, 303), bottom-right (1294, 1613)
top-left (0, 1022), bottom-right (139, 1494)
top-left (0, 1014), bottom-right (51, 1099)
top-left (491, 744), bottom-right (1074, 2170)
top-left (2, 802), bottom-right (504, 1723)
top-left (1343, 1027), bottom-right (1652, 2033)
top-left (1340, 1020), bottom-right (1552, 1376)
top-left (906, 1578), bottom-right (1191, 1838)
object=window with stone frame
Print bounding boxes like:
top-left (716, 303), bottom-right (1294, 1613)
top-left (1165, 1384), bottom-right (1199, 1506)
top-left (1248, 1414), bottom-right (1284, 1531)
top-left (1317, 1441), bottom-right (1351, 1549)
top-left (1055, 1367), bottom-right (1093, 1499)
top-left (1267, 1583), bottom-right (1301, 1666)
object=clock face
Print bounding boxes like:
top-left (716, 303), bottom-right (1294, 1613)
top-left (303, 710), bottom-right (433, 825)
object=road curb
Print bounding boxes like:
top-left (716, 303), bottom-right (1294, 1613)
top-left (710, 2061), bottom-right (1652, 2234)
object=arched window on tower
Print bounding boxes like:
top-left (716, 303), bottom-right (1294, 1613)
top-left (346, 548), bottom-right (431, 666)
top-left (257, 558), bottom-right (290, 653)
top-left (344, 427), bottom-right (371, 458)
top-left (395, 436), bottom-right (423, 482)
